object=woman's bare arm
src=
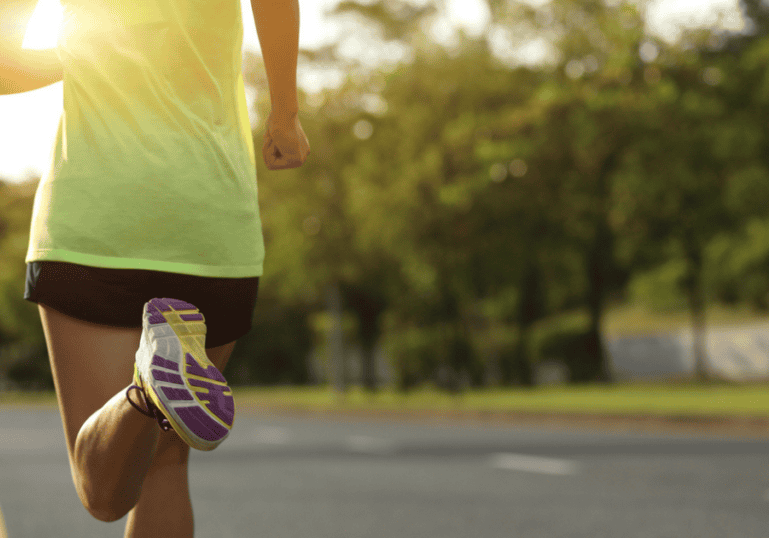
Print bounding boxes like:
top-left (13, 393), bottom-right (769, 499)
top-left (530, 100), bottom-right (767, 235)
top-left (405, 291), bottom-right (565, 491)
top-left (250, 0), bottom-right (299, 121)
top-left (0, 0), bottom-right (62, 94)
top-left (0, 47), bottom-right (62, 94)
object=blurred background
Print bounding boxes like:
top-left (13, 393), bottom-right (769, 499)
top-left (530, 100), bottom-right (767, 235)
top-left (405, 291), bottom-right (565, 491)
top-left (2, 0), bottom-right (769, 392)
top-left (5, 1), bottom-right (769, 536)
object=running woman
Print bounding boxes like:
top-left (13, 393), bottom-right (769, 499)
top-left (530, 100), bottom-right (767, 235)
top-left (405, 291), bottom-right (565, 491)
top-left (1, 0), bottom-right (309, 534)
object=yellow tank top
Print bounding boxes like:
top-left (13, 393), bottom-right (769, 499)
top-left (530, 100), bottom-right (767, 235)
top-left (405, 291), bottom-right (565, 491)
top-left (26, 0), bottom-right (264, 278)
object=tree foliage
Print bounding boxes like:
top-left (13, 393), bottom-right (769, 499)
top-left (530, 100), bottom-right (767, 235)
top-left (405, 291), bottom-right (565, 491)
top-left (3, 0), bottom-right (769, 389)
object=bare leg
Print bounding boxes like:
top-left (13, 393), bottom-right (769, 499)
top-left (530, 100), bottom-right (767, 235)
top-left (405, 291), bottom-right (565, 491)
top-left (124, 342), bottom-right (236, 538)
top-left (40, 304), bottom-right (156, 520)
top-left (124, 432), bottom-right (193, 538)
top-left (74, 384), bottom-right (162, 520)
top-left (39, 304), bottom-right (236, 524)
top-left (0, 501), bottom-right (7, 538)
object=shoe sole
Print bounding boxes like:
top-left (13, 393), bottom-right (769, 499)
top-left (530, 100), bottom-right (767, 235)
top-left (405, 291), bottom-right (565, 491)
top-left (135, 298), bottom-right (235, 451)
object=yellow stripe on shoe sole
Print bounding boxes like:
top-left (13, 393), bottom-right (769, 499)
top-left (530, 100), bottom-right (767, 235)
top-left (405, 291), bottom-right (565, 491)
top-left (140, 298), bottom-right (235, 451)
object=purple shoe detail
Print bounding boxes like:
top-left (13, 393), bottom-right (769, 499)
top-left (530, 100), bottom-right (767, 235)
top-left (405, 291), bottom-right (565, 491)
top-left (161, 386), bottom-right (193, 401)
top-left (186, 354), bottom-right (226, 383)
top-left (164, 299), bottom-right (198, 311)
top-left (187, 378), bottom-right (235, 425)
top-left (149, 298), bottom-right (172, 312)
top-left (148, 311), bottom-right (166, 325)
top-left (146, 298), bottom-right (200, 324)
top-left (152, 355), bottom-right (179, 371)
top-left (152, 370), bottom-right (184, 385)
top-left (175, 406), bottom-right (229, 441)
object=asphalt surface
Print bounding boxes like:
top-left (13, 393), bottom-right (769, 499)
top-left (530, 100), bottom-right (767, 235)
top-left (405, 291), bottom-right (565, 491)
top-left (1, 406), bottom-right (768, 538)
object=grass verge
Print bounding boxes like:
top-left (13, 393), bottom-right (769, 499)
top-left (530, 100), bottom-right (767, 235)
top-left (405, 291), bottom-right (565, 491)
top-left (3, 383), bottom-right (768, 418)
top-left (603, 303), bottom-right (769, 337)
top-left (231, 383), bottom-right (769, 418)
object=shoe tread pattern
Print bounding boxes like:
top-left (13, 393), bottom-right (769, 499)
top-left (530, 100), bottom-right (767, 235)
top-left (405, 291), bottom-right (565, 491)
top-left (140, 298), bottom-right (233, 450)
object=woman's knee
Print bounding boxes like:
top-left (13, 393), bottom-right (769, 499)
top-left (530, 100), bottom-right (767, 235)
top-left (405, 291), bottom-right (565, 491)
top-left (85, 504), bottom-right (127, 523)
top-left (76, 478), bottom-right (135, 522)
top-left (76, 433), bottom-right (190, 522)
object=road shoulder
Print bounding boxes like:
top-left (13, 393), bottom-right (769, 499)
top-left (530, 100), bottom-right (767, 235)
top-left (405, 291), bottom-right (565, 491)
top-left (237, 404), bottom-right (769, 438)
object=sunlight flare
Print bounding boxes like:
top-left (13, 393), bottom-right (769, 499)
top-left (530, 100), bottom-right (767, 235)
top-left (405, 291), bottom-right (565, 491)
top-left (22, 0), bottom-right (63, 50)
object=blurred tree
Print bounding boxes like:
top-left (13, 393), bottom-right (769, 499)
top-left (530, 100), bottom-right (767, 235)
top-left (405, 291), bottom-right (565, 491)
top-left (345, 39), bottom-right (546, 388)
top-left (225, 292), bottom-right (313, 385)
top-left (251, 1), bottom-right (529, 389)
top-left (613, 38), bottom-right (737, 381)
top-left (318, 0), bottom-right (556, 387)
top-left (486, 0), bottom-right (656, 382)
top-left (0, 178), bottom-right (50, 387)
top-left (737, 0), bottom-right (769, 43)
top-left (703, 0), bottom-right (769, 312)
top-left (7, 0), bottom-right (769, 391)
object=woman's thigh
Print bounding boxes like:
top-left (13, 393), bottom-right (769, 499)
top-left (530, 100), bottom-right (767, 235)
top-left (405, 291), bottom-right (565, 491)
top-left (38, 304), bottom-right (142, 460)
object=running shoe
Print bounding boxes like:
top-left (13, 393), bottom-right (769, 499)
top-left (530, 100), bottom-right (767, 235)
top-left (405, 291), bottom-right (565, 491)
top-left (128, 298), bottom-right (235, 451)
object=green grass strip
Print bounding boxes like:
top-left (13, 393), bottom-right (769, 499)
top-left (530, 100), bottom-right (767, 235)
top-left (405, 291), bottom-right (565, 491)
top-left (231, 383), bottom-right (769, 418)
top-left (2, 383), bottom-right (768, 417)
top-left (0, 390), bottom-right (58, 407)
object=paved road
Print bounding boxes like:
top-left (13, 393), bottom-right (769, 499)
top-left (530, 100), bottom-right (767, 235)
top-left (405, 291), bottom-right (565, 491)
top-left (1, 406), bottom-right (768, 538)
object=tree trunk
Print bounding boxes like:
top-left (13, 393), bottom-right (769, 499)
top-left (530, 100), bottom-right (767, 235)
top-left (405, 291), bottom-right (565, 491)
top-left (586, 216), bottom-right (612, 383)
top-left (359, 343), bottom-right (377, 391)
top-left (342, 284), bottom-right (382, 392)
top-left (585, 152), bottom-right (619, 383)
top-left (326, 283), bottom-right (346, 393)
top-left (512, 260), bottom-right (538, 386)
top-left (513, 326), bottom-right (534, 387)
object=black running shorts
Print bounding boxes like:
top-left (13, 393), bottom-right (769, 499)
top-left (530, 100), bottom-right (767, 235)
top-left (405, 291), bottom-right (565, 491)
top-left (24, 261), bottom-right (259, 349)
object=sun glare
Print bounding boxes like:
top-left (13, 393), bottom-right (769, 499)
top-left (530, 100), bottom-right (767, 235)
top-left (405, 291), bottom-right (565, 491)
top-left (21, 0), bottom-right (63, 50)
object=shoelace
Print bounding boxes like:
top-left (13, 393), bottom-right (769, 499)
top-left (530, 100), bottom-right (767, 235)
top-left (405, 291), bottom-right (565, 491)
top-left (126, 385), bottom-right (172, 432)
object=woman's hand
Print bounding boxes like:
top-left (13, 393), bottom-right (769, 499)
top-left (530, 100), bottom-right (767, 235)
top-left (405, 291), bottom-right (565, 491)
top-left (262, 111), bottom-right (310, 170)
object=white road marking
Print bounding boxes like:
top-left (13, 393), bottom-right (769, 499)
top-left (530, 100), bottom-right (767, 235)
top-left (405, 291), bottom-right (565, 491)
top-left (490, 453), bottom-right (579, 475)
top-left (346, 435), bottom-right (397, 455)
top-left (251, 426), bottom-right (290, 444)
